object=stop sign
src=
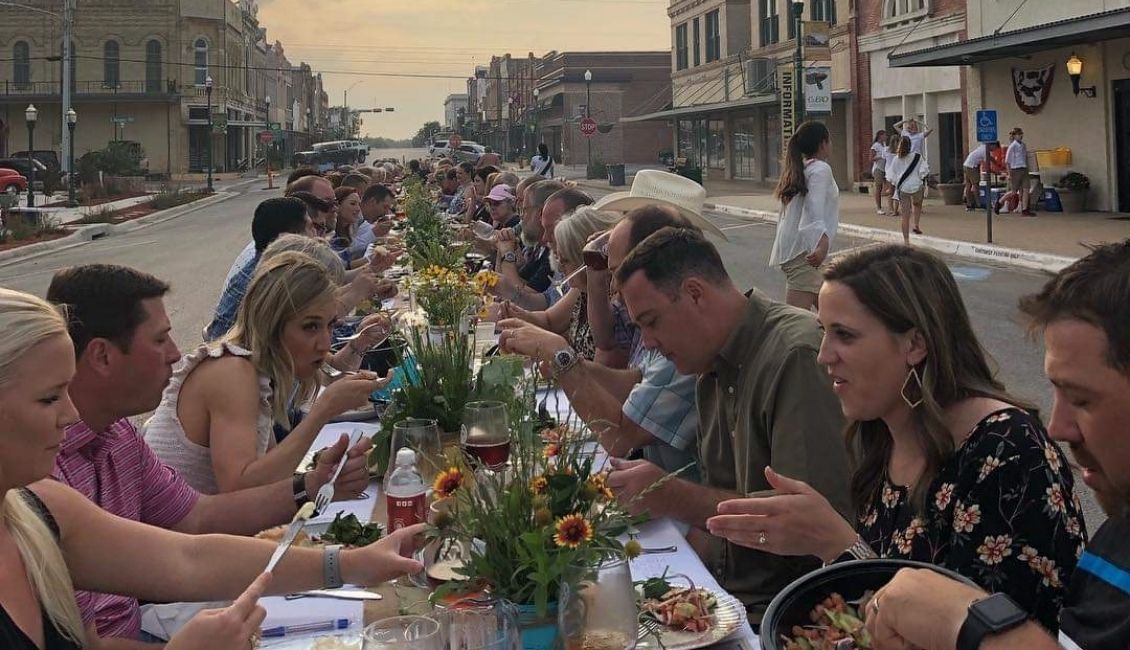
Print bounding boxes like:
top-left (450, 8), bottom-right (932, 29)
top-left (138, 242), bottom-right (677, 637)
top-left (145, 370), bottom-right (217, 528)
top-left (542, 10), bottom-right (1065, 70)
top-left (448, 134), bottom-right (463, 149)
top-left (258, 130), bottom-right (273, 144)
top-left (580, 117), bottom-right (598, 138)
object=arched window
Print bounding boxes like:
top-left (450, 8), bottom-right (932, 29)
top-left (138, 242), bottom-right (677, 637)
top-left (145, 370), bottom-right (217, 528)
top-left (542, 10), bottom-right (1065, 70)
top-left (13, 41), bottom-right (30, 89)
top-left (194, 38), bottom-right (208, 85)
top-left (146, 40), bottom-right (162, 93)
top-left (883, 0), bottom-right (929, 25)
top-left (103, 40), bottom-right (120, 88)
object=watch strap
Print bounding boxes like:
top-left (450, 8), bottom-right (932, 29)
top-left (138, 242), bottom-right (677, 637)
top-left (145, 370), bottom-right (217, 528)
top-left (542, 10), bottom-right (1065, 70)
top-left (323, 544), bottom-right (344, 588)
top-left (551, 346), bottom-right (580, 379)
top-left (292, 473), bottom-right (311, 509)
top-left (957, 593), bottom-right (1027, 650)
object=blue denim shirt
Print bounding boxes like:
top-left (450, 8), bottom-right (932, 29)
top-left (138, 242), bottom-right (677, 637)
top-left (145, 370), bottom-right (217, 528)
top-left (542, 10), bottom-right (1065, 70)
top-left (205, 254), bottom-right (259, 341)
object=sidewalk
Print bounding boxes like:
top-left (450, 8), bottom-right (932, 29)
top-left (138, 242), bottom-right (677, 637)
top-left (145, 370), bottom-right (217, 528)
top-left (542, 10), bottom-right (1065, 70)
top-left (571, 173), bottom-right (1130, 271)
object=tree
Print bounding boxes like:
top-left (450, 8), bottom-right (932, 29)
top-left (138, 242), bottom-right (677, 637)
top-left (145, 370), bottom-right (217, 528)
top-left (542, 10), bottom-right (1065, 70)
top-left (411, 121), bottom-right (443, 148)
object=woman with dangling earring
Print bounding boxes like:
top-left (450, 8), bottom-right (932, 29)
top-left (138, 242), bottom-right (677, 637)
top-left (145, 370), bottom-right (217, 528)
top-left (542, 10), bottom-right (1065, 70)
top-left (702, 245), bottom-right (1086, 633)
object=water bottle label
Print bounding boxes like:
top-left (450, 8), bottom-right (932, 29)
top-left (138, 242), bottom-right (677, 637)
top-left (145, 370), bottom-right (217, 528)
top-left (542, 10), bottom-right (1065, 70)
top-left (387, 492), bottom-right (426, 531)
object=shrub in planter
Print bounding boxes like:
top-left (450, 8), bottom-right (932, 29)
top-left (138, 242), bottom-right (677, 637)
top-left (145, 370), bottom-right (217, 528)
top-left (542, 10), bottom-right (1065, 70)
top-left (1054, 172), bottom-right (1090, 213)
top-left (938, 177), bottom-right (965, 205)
top-left (1055, 171), bottom-right (1090, 192)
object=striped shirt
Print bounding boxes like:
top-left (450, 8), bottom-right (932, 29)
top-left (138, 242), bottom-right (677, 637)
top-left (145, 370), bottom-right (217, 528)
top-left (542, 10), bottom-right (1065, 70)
top-left (53, 418), bottom-right (199, 640)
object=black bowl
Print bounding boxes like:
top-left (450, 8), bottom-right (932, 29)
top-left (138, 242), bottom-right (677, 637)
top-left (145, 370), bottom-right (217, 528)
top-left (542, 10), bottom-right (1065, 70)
top-left (759, 559), bottom-right (978, 650)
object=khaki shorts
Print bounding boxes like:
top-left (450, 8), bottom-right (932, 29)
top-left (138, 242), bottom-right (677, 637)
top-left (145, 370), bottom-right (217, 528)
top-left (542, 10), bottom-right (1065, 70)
top-left (780, 252), bottom-right (824, 295)
top-left (899, 187), bottom-right (925, 207)
top-left (1009, 168), bottom-right (1030, 192)
top-left (872, 170), bottom-right (887, 194)
top-left (963, 166), bottom-right (979, 184)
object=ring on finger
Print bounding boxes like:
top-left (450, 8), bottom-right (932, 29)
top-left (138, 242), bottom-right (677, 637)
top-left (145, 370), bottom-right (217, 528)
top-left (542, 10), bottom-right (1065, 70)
top-left (249, 631), bottom-right (262, 650)
top-left (757, 532), bottom-right (768, 545)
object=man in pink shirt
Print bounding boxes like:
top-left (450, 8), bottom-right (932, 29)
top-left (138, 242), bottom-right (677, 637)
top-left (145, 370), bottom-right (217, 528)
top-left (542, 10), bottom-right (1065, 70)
top-left (47, 264), bottom-right (373, 648)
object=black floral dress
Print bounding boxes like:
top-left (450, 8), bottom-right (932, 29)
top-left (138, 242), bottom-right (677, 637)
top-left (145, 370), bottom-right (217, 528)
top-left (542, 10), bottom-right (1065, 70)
top-left (857, 408), bottom-right (1086, 631)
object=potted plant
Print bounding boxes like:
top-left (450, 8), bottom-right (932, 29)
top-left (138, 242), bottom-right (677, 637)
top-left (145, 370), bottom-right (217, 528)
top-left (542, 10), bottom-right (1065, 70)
top-left (1054, 171), bottom-right (1090, 213)
top-left (937, 176), bottom-right (965, 205)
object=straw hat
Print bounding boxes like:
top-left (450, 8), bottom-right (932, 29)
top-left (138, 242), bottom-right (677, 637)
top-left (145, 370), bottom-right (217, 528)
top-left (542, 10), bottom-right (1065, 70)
top-left (592, 170), bottom-right (727, 240)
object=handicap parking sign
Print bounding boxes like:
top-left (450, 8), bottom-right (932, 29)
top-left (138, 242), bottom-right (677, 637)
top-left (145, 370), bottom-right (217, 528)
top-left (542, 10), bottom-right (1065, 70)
top-left (976, 110), bottom-right (997, 143)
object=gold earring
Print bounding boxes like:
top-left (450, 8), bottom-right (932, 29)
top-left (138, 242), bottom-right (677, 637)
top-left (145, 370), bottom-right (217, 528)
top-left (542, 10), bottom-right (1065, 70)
top-left (901, 366), bottom-right (924, 409)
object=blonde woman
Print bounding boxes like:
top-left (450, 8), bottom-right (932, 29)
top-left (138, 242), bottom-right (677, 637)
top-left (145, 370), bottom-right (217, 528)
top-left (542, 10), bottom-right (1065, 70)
top-left (886, 135), bottom-right (927, 244)
top-left (0, 288), bottom-right (423, 649)
top-left (500, 206), bottom-right (622, 360)
top-left (145, 252), bottom-right (394, 494)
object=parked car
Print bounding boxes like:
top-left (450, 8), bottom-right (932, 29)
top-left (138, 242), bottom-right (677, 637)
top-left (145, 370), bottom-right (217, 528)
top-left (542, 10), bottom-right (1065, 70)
top-left (429, 139), bottom-right (453, 159)
top-left (452, 143), bottom-right (486, 164)
top-left (346, 140), bottom-right (369, 164)
top-left (0, 158), bottom-right (48, 191)
top-left (0, 168), bottom-right (28, 195)
top-left (12, 150), bottom-right (61, 175)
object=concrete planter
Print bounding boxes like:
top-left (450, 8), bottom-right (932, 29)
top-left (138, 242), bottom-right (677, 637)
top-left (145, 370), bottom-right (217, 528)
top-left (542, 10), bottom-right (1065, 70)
top-left (1056, 187), bottom-right (1087, 213)
top-left (938, 183), bottom-right (964, 206)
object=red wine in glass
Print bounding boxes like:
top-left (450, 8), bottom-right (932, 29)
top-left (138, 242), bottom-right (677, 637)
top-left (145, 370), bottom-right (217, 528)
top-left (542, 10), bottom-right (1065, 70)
top-left (463, 438), bottom-right (511, 470)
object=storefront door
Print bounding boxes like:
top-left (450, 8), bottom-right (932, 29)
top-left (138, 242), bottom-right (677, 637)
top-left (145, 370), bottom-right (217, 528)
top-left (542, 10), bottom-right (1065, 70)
top-left (1114, 79), bottom-right (1130, 213)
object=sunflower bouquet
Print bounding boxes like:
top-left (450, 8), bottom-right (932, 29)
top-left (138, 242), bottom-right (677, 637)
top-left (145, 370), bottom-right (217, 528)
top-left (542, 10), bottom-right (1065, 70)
top-left (411, 265), bottom-right (481, 330)
top-left (429, 402), bottom-right (644, 618)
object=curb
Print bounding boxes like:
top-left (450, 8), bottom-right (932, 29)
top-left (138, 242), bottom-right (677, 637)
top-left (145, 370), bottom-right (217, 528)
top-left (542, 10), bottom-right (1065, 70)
top-left (0, 190), bottom-right (238, 267)
top-left (706, 202), bottom-right (1076, 274)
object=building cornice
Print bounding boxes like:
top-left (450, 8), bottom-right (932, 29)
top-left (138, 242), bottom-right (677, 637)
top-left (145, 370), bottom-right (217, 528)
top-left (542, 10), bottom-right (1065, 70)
top-left (858, 12), bottom-right (965, 53)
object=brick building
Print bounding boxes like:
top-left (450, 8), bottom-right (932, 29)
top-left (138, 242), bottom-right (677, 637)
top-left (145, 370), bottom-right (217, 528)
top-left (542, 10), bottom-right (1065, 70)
top-left (854, 0), bottom-right (970, 184)
top-left (0, 0), bottom-right (326, 177)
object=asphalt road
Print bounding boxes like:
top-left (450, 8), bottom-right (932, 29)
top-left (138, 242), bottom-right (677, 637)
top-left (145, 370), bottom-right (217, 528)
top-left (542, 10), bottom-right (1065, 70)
top-left (0, 168), bottom-right (1102, 530)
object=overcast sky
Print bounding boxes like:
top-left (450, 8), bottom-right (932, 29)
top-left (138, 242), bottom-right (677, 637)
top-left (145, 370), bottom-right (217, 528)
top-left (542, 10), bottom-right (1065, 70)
top-left (256, 0), bottom-right (670, 140)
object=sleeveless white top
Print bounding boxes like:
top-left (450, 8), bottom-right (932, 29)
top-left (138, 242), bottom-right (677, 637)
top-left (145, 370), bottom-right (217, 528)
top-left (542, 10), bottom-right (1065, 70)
top-left (144, 343), bottom-right (276, 494)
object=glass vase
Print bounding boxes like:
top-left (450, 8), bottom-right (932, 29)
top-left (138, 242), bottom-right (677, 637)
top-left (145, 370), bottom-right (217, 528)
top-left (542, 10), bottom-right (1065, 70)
top-left (558, 556), bottom-right (638, 650)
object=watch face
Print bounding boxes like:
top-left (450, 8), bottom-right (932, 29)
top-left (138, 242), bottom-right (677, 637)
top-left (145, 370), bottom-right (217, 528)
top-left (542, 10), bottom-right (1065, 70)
top-left (554, 350), bottom-right (574, 367)
top-left (974, 593), bottom-right (1028, 628)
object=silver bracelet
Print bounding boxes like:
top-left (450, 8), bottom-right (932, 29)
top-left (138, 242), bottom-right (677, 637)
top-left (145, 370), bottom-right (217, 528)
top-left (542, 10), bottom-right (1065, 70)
top-left (843, 535), bottom-right (878, 561)
top-left (323, 544), bottom-right (344, 588)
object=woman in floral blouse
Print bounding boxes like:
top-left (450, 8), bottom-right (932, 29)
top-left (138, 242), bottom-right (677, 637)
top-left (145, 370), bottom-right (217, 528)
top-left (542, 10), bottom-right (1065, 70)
top-left (706, 245), bottom-right (1085, 631)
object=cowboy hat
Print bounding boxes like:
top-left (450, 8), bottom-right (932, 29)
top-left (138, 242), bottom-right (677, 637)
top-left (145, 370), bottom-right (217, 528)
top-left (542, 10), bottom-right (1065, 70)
top-left (592, 170), bottom-right (727, 240)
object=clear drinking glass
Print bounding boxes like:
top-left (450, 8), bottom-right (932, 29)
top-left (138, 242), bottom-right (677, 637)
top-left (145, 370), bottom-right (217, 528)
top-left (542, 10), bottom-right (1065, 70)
top-left (392, 418), bottom-right (444, 484)
top-left (435, 595), bottom-right (521, 650)
top-left (363, 615), bottom-right (443, 650)
top-left (460, 401), bottom-right (510, 471)
top-left (559, 555), bottom-right (639, 650)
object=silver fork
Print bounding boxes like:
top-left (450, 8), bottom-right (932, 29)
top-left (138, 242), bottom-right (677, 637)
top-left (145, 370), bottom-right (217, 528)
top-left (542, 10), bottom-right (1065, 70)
top-left (313, 429), bottom-right (366, 516)
top-left (637, 616), bottom-right (663, 642)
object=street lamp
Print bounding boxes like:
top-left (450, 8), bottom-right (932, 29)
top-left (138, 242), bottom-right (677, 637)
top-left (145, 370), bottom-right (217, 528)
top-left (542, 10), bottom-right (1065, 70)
top-left (264, 95), bottom-right (274, 189)
top-left (24, 104), bottom-right (37, 208)
top-left (793, 1), bottom-right (806, 124)
top-left (66, 108), bottom-right (77, 207)
top-left (584, 69), bottom-right (593, 175)
top-left (205, 75), bottom-right (214, 193)
top-left (532, 88), bottom-right (540, 157)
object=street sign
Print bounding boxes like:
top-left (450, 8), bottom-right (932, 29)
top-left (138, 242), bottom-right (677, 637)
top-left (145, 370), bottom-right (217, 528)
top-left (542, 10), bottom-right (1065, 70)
top-left (580, 117), bottom-right (598, 138)
top-left (779, 68), bottom-right (796, 149)
top-left (976, 109), bottom-right (998, 143)
top-left (448, 134), bottom-right (463, 149)
top-left (110, 116), bottom-right (134, 124)
top-left (269, 122), bottom-right (282, 131)
top-left (258, 130), bottom-right (274, 144)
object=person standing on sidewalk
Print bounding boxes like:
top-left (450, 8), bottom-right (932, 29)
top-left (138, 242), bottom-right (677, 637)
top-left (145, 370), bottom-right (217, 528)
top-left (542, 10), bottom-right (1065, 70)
top-left (870, 131), bottom-right (890, 215)
top-left (769, 121), bottom-right (840, 311)
top-left (886, 135), bottom-right (927, 245)
top-left (962, 142), bottom-right (989, 211)
top-left (1003, 127), bottom-right (1035, 216)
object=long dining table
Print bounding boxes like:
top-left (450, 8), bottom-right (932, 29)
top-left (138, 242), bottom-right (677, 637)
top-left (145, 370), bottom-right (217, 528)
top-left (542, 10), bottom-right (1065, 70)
top-left (252, 387), bottom-right (761, 649)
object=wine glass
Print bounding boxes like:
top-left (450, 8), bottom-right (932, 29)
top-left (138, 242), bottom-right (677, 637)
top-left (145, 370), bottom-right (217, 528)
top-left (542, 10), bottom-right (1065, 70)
top-left (559, 555), bottom-right (639, 650)
top-left (363, 615), bottom-right (442, 650)
top-left (460, 401), bottom-right (510, 471)
top-left (392, 418), bottom-right (443, 485)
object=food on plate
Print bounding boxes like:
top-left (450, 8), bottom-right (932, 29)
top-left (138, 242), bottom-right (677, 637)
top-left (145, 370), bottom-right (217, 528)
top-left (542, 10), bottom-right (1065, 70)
top-left (295, 501), bottom-right (317, 522)
top-left (784, 592), bottom-right (873, 650)
top-left (254, 526), bottom-right (317, 548)
top-left (637, 572), bottom-right (718, 633)
top-left (310, 637), bottom-right (360, 650)
top-left (565, 630), bottom-right (633, 650)
top-left (320, 513), bottom-right (384, 547)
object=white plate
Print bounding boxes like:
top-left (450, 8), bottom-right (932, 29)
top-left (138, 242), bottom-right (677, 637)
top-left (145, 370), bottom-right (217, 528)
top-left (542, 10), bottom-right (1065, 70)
top-left (636, 590), bottom-right (748, 650)
top-left (260, 631), bottom-right (362, 649)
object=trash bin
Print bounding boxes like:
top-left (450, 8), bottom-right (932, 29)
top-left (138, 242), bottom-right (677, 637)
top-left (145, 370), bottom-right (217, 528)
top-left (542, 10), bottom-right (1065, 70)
top-left (607, 164), bottom-right (626, 187)
top-left (677, 167), bottom-right (703, 185)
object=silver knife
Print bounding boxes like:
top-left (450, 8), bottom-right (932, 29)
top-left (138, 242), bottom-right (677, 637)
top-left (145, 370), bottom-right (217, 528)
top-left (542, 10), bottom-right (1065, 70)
top-left (265, 502), bottom-right (315, 573)
top-left (285, 589), bottom-right (383, 601)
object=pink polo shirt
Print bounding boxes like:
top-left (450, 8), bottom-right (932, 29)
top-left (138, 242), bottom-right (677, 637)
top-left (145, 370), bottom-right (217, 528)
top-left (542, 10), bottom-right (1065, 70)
top-left (53, 418), bottom-right (200, 640)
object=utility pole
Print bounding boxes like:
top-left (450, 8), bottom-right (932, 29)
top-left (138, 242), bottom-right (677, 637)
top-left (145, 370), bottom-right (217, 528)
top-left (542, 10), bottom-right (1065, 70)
top-left (793, 1), bottom-right (806, 124)
top-left (61, 0), bottom-right (73, 176)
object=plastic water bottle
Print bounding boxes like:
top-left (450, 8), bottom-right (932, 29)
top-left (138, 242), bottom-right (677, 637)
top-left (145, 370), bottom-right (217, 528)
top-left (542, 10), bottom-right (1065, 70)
top-left (385, 448), bottom-right (426, 532)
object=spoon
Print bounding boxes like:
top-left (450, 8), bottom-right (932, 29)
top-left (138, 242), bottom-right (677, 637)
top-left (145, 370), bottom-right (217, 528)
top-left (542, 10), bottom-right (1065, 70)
top-left (554, 264), bottom-right (589, 289)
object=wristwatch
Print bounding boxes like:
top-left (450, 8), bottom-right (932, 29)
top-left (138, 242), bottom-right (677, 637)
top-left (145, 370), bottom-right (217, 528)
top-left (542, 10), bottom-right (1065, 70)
top-left (550, 346), bottom-right (580, 378)
top-left (292, 473), bottom-right (312, 509)
top-left (957, 593), bottom-right (1028, 650)
top-left (501, 251), bottom-right (518, 265)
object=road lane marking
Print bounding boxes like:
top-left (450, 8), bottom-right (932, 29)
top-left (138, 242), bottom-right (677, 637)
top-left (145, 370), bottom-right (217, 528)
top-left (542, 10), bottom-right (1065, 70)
top-left (720, 223), bottom-right (767, 231)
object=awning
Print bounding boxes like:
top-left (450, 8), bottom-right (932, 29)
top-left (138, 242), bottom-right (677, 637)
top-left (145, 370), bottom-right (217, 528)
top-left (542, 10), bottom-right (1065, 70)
top-left (620, 94), bottom-right (778, 123)
top-left (890, 7), bottom-right (1130, 67)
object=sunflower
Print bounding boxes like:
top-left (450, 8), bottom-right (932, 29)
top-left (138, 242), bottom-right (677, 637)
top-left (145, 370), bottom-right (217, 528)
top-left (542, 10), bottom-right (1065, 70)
top-left (530, 476), bottom-right (548, 495)
top-left (553, 513), bottom-right (594, 549)
top-left (543, 443), bottom-right (560, 459)
top-left (588, 472), bottom-right (615, 500)
top-left (433, 467), bottom-right (465, 498)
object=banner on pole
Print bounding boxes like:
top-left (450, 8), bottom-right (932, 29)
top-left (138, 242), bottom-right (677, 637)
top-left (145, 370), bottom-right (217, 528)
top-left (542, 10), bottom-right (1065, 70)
top-left (803, 21), bottom-right (831, 60)
top-left (779, 68), bottom-right (796, 150)
top-left (804, 66), bottom-right (832, 114)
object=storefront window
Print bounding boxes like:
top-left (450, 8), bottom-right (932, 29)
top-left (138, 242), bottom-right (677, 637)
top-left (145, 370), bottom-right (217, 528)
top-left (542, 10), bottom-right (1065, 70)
top-left (708, 119), bottom-right (725, 169)
top-left (765, 110), bottom-right (781, 179)
top-left (677, 119), bottom-right (707, 169)
top-left (731, 114), bottom-right (756, 179)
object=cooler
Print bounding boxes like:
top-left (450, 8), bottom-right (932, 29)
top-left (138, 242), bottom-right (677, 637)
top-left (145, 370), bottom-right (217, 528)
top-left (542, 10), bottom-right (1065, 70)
top-left (1043, 187), bottom-right (1064, 212)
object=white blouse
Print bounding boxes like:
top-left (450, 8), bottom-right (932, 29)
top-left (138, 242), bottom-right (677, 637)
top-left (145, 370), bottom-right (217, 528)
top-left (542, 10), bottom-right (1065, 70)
top-left (769, 159), bottom-right (840, 267)
top-left (887, 153), bottom-right (925, 195)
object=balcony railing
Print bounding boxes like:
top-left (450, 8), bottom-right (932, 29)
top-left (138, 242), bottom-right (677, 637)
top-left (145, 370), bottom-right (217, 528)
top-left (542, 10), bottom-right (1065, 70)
top-left (1, 79), bottom-right (179, 96)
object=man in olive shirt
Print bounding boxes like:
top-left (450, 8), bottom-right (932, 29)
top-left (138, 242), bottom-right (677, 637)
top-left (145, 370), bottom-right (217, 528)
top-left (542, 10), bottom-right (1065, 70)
top-left (607, 226), bottom-right (850, 620)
